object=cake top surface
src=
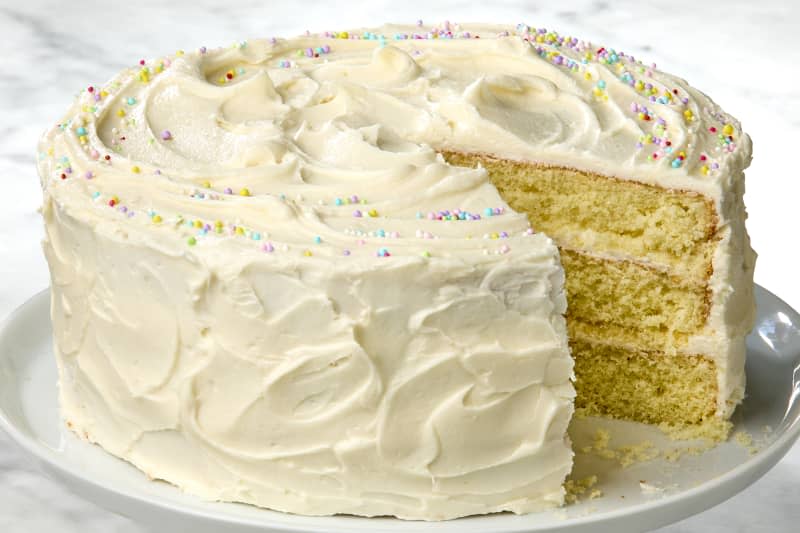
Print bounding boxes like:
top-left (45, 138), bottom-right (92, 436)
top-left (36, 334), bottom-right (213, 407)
top-left (37, 21), bottom-right (751, 261)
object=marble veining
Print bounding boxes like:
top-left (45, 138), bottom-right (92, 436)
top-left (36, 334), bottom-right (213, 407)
top-left (1, 0), bottom-right (799, 531)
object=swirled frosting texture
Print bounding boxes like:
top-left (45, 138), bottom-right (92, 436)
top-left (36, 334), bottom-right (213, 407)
top-left (38, 21), bottom-right (753, 519)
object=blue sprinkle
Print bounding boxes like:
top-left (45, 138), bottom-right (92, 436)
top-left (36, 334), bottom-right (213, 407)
top-left (126, 97), bottom-right (136, 105)
top-left (76, 127), bottom-right (87, 136)
top-left (334, 198), bottom-right (343, 206)
top-left (483, 207), bottom-right (494, 217)
top-left (252, 232), bottom-right (261, 241)
top-left (314, 235), bottom-right (322, 244)
top-left (597, 80), bottom-right (606, 89)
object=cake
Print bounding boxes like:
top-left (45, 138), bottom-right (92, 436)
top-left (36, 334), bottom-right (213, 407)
top-left (36, 22), bottom-right (755, 520)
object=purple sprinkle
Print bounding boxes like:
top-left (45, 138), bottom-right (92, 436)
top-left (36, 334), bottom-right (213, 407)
top-left (161, 130), bottom-right (173, 140)
top-left (353, 209), bottom-right (362, 218)
top-left (85, 171), bottom-right (93, 179)
top-left (65, 167), bottom-right (73, 174)
top-left (263, 243), bottom-right (274, 253)
top-left (154, 169), bottom-right (161, 175)
top-left (305, 47), bottom-right (314, 57)
top-left (349, 194), bottom-right (359, 203)
top-left (224, 187), bottom-right (233, 194)
top-left (343, 249), bottom-right (351, 256)
top-left (200, 46), bottom-right (207, 54)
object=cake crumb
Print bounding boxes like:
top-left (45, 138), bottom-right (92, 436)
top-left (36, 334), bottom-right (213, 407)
top-left (580, 428), bottom-right (657, 467)
top-left (734, 430), bottom-right (759, 455)
top-left (564, 475), bottom-right (599, 504)
top-left (617, 441), bottom-right (658, 467)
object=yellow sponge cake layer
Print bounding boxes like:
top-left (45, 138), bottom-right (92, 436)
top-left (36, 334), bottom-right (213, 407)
top-left (571, 340), bottom-right (718, 426)
top-left (442, 152), bottom-right (717, 283)
top-left (561, 249), bottom-right (709, 342)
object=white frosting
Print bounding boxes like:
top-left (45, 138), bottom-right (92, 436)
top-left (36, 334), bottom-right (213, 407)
top-left (37, 21), bottom-right (754, 519)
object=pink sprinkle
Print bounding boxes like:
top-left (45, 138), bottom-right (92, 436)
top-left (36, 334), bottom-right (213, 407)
top-left (262, 242), bottom-right (274, 253)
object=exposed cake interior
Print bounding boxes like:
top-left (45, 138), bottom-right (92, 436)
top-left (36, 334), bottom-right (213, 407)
top-left (442, 151), bottom-right (727, 435)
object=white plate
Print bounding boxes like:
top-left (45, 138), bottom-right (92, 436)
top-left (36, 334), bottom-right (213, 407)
top-left (1, 287), bottom-right (799, 533)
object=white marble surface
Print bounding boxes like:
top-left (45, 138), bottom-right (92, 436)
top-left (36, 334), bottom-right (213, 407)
top-left (1, 0), bottom-right (798, 531)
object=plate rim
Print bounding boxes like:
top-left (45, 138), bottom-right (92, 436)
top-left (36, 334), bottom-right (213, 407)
top-left (1, 285), bottom-right (799, 533)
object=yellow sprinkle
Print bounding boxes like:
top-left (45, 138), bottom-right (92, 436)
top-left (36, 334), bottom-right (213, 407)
top-left (701, 165), bottom-right (710, 176)
top-left (201, 180), bottom-right (211, 188)
top-left (218, 77), bottom-right (226, 84)
top-left (100, 90), bottom-right (109, 98)
top-left (131, 165), bottom-right (141, 174)
top-left (193, 220), bottom-right (203, 228)
top-left (303, 250), bottom-right (313, 256)
top-left (214, 220), bottom-right (223, 227)
top-left (367, 208), bottom-right (378, 217)
top-left (684, 109), bottom-right (694, 120)
top-left (176, 50), bottom-right (185, 56)
top-left (117, 109), bottom-right (126, 117)
top-left (339, 31), bottom-right (349, 39)
top-left (235, 226), bottom-right (245, 236)
top-left (584, 72), bottom-right (592, 80)
top-left (239, 187), bottom-right (251, 197)
top-left (490, 232), bottom-right (499, 239)
top-left (722, 124), bottom-right (734, 136)
top-left (635, 80), bottom-right (645, 91)
top-left (152, 215), bottom-right (163, 223)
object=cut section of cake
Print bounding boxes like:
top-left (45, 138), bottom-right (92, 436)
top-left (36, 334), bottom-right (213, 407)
top-left (441, 153), bottom-right (755, 437)
top-left (37, 21), bottom-right (755, 520)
